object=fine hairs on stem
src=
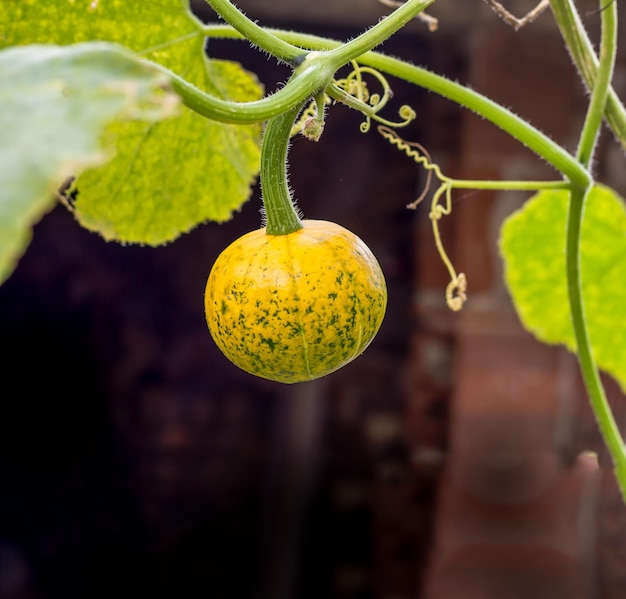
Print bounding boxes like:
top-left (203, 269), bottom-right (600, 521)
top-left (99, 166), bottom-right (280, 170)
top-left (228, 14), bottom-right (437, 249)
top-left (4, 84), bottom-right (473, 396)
top-left (565, 0), bottom-right (626, 501)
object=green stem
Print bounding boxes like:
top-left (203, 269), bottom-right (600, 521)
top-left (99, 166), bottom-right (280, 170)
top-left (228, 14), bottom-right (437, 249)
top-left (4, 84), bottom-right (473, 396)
top-left (196, 25), bottom-right (591, 189)
top-left (196, 18), bottom-right (626, 152)
top-left (150, 61), bottom-right (331, 124)
top-left (324, 0), bottom-right (434, 68)
top-left (326, 83), bottom-right (416, 129)
top-left (567, 188), bottom-right (626, 499)
top-left (201, 0), bottom-right (303, 63)
top-left (201, 0), bottom-right (433, 69)
top-left (362, 53), bottom-right (590, 189)
top-left (565, 0), bottom-right (626, 500)
top-left (550, 0), bottom-right (626, 152)
top-left (574, 0), bottom-right (617, 167)
top-left (450, 180), bottom-right (571, 191)
top-left (261, 103), bottom-right (305, 236)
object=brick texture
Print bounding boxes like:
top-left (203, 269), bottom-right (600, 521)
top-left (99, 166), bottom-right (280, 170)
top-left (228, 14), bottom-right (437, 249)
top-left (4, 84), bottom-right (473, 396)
top-left (417, 23), bottom-right (626, 599)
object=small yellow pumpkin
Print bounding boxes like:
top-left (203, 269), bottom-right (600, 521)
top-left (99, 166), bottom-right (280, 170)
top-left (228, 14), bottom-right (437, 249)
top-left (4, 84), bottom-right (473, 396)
top-left (204, 219), bottom-right (387, 383)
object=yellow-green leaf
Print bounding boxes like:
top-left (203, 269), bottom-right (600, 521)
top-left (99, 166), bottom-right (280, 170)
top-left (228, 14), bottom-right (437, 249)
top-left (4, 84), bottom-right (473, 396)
top-left (500, 184), bottom-right (626, 392)
top-left (73, 55), bottom-right (262, 244)
top-left (2, 0), bottom-right (263, 245)
top-left (0, 43), bottom-right (178, 285)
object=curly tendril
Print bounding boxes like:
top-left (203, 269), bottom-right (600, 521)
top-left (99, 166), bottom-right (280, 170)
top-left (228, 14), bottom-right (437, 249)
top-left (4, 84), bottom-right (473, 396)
top-left (290, 64), bottom-right (416, 143)
top-left (378, 125), bottom-right (467, 311)
top-left (331, 63), bottom-right (416, 132)
top-left (446, 273), bottom-right (468, 312)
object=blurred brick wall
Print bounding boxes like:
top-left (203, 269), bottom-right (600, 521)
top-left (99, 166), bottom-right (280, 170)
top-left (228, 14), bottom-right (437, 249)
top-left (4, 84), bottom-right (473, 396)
top-left (416, 22), bottom-right (626, 599)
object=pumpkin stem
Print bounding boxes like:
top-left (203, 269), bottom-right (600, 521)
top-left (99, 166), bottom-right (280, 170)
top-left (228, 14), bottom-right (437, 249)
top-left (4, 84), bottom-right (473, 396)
top-left (261, 102), bottom-right (306, 236)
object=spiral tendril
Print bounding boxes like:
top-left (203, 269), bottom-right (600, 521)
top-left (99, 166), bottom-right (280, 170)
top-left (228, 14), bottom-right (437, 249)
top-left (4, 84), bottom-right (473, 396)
top-left (332, 62), bottom-right (416, 131)
top-left (378, 126), bottom-right (467, 311)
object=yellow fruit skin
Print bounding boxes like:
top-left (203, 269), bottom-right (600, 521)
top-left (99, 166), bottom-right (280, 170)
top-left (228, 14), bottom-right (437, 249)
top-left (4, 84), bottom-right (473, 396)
top-left (204, 220), bottom-right (387, 384)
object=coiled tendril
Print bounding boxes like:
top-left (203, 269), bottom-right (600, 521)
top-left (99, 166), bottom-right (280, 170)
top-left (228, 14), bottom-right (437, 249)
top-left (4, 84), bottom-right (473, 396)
top-left (291, 63), bottom-right (416, 138)
top-left (378, 125), bottom-right (467, 311)
top-left (329, 62), bottom-right (416, 132)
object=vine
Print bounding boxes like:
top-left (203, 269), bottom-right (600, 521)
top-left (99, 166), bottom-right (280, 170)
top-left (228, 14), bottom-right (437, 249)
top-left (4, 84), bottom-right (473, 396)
top-left (563, 0), bottom-right (626, 498)
top-left (550, 0), bottom-right (626, 149)
top-left (378, 0), bottom-right (440, 31)
top-left (330, 63), bottom-right (417, 132)
top-left (377, 125), bottom-right (571, 311)
top-left (191, 22), bottom-right (592, 189)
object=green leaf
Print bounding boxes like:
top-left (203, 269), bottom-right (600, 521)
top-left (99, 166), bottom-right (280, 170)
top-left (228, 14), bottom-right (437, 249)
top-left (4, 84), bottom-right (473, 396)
top-left (73, 54), bottom-right (263, 244)
top-left (0, 43), bottom-right (178, 285)
top-left (500, 184), bottom-right (626, 392)
top-left (2, 0), bottom-right (199, 72)
top-left (2, 0), bottom-right (263, 245)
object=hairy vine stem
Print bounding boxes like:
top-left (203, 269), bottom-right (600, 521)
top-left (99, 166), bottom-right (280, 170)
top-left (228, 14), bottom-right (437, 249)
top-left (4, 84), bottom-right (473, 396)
top-left (549, 0), bottom-right (626, 151)
top-left (565, 0), bottom-right (626, 499)
top-left (261, 103), bottom-right (305, 236)
top-left (201, 0), bottom-right (434, 70)
top-left (171, 0), bottom-right (432, 125)
top-left (322, 0), bottom-right (434, 69)
top-left (190, 24), bottom-right (592, 190)
top-left (574, 1), bottom-right (617, 166)
top-left (151, 61), bottom-right (332, 123)
top-left (199, 0), bottom-right (303, 63)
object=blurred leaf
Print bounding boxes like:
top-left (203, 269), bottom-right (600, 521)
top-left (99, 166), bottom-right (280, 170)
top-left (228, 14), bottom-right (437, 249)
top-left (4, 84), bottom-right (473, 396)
top-left (74, 55), bottom-right (262, 244)
top-left (2, 0), bottom-right (263, 245)
top-left (1, 0), bottom-right (200, 72)
top-left (500, 184), bottom-right (626, 392)
top-left (0, 43), bottom-right (178, 285)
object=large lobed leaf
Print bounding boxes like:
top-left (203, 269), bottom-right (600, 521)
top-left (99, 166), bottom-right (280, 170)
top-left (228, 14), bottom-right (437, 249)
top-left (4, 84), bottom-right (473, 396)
top-left (74, 56), bottom-right (263, 244)
top-left (0, 43), bottom-right (178, 284)
top-left (1, 0), bottom-right (263, 248)
top-left (500, 184), bottom-right (626, 392)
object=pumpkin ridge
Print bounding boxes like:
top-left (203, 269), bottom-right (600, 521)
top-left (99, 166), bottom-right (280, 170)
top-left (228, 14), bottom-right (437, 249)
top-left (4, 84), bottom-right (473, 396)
top-left (286, 232), bottom-right (314, 380)
top-left (317, 230), bottom-right (366, 365)
top-left (338, 249), bottom-right (365, 364)
top-left (353, 293), bottom-right (365, 362)
top-left (253, 238), bottom-right (273, 380)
